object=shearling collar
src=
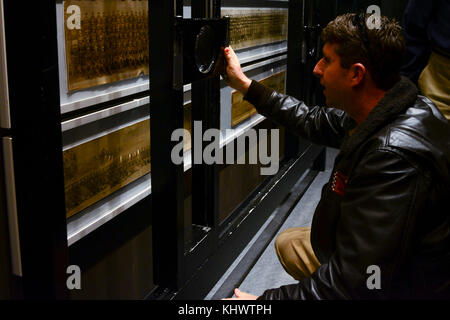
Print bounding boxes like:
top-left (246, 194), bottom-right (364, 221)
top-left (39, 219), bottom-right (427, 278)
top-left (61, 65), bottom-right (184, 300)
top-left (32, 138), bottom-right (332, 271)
top-left (339, 76), bottom-right (418, 157)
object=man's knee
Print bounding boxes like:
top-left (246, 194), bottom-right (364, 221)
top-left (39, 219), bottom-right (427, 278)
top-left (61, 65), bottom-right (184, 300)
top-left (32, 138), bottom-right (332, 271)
top-left (275, 227), bottom-right (309, 261)
top-left (274, 227), bottom-right (316, 280)
top-left (275, 228), bottom-right (292, 255)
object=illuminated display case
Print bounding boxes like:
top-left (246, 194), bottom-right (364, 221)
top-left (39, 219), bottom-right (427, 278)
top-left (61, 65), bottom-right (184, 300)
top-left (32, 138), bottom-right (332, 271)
top-left (56, 0), bottom-right (293, 247)
top-left (59, 0), bottom-right (324, 298)
top-left (56, 1), bottom-right (152, 246)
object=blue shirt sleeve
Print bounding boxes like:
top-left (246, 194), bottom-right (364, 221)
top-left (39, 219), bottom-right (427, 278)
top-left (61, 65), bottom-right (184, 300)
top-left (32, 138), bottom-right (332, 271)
top-left (400, 0), bottom-right (450, 85)
top-left (400, 0), bottom-right (434, 85)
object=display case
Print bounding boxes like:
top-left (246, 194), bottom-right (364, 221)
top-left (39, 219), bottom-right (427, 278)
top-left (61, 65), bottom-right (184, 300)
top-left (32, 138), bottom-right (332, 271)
top-left (57, 0), bottom-right (149, 113)
top-left (56, 1), bottom-right (150, 244)
top-left (57, 1), bottom-right (199, 247)
top-left (148, 0), bottom-right (328, 300)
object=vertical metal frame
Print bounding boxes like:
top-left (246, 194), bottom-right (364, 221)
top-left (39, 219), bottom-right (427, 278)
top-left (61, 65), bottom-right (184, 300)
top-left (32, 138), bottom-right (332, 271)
top-left (303, 0), bottom-right (324, 106)
top-left (191, 0), bottom-right (220, 231)
top-left (285, 0), bottom-right (327, 157)
top-left (150, 0), bottom-right (225, 292)
top-left (150, 0), bottom-right (328, 297)
top-left (149, 0), bottom-right (186, 289)
top-left (150, 0), bottom-right (225, 291)
top-left (2, 138), bottom-right (21, 278)
top-left (0, 0), bottom-right (10, 129)
top-left (284, 0), bottom-right (306, 158)
top-left (146, 0), bottom-right (330, 299)
top-left (293, 0), bottom-right (326, 104)
top-left (2, 0), bottom-right (68, 299)
top-left (286, 0), bottom-right (306, 101)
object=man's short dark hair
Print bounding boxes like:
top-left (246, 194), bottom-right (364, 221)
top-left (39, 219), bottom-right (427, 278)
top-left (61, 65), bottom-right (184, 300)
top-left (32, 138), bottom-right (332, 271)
top-left (321, 13), bottom-right (405, 90)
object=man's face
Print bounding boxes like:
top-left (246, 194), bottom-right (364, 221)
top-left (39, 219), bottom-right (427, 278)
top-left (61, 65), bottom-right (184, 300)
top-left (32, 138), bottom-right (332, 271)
top-left (313, 42), bottom-right (351, 110)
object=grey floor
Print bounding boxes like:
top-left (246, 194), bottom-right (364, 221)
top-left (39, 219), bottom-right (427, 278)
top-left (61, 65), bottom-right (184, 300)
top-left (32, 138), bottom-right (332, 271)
top-left (205, 147), bottom-right (339, 299)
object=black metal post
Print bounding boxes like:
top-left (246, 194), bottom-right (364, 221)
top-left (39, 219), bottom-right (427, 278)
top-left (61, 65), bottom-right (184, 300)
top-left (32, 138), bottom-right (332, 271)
top-left (150, 0), bottom-right (186, 289)
top-left (286, 0), bottom-right (306, 100)
top-left (191, 0), bottom-right (220, 230)
top-left (284, 0), bottom-right (306, 158)
top-left (3, 0), bottom-right (68, 299)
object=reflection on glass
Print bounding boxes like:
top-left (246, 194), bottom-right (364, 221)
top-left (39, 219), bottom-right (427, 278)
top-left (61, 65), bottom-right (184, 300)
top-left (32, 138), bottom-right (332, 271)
top-left (231, 70), bottom-right (286, 127)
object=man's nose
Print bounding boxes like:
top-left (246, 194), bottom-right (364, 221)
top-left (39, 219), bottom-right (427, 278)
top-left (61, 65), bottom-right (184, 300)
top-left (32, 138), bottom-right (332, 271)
top-left (313, 60), bottom-right (323, 78)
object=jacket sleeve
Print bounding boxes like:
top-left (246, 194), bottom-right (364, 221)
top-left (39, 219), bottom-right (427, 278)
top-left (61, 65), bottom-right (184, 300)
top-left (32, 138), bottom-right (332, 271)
top-left (258, 148), bottom-right (428, 300)
top-left (400, 0), bottom-right (434, 85)
top-left (244, 80), bottom-right (352, 149)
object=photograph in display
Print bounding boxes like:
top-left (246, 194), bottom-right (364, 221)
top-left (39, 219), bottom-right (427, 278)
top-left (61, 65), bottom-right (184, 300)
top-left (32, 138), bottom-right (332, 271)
top-left (231, 70), bottom-right (286, 127)
top-left (63, 103), bottom-right (192, 219)
top-left (222, 8), bottom-right (288, 50)
top-left (64, 0), bottom-right (149, 91)
top-left (63, 119), bottom-right (151, 218)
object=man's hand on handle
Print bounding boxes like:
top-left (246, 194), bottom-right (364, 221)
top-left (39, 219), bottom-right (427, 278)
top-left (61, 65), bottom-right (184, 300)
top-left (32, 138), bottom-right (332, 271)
top-left (221, 46), bottom-right (252, 95)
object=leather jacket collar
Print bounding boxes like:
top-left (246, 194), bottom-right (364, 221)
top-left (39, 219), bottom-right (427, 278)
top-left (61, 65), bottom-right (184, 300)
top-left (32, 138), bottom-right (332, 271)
top-left (340, 76), bottom-right (418, 158)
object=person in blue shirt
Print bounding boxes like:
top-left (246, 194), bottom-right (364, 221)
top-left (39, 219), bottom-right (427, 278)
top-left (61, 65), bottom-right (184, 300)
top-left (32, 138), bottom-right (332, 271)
top-left (401, 0), bottom-right (450, 119)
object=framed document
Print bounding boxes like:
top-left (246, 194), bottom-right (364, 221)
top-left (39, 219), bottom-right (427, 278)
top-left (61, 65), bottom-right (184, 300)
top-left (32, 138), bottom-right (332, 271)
top-left (222, 8), bottom-right (288, 50)
top-left (63, 119), bottom-right (151, 218)
top-left (63, 102), bottom-right (192, 218)
top-left (63, 0), bottom-right (149, 91)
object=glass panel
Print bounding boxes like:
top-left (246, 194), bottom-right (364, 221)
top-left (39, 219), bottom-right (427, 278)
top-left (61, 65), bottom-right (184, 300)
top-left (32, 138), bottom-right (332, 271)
top-left (63, 0), bottom-right (149, 91)
top-left (63, 119), bottom-right (151, 218)
top-left (231, 70), bottom-right (286, 127)
top-left (56, 0), bottom-right (150, 113)
top-left (57, 0), bottom-right (153, 243)
top-left (222, 8), bottom-right (288, 50)
top-left (218, 121), bottom-right (285, 224)
top-left (216, 4), bottom-right (289, 225)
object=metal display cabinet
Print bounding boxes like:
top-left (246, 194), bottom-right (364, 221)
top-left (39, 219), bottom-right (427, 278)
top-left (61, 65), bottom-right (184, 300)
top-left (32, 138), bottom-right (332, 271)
top-left (149, 0), bottom-right (327, 299)
top-left (58, 0), bottom-right (155, 299)
top-left (0, 0), bottom-right (409, 300)
top-left (1, 0), bottom-right (156, 299)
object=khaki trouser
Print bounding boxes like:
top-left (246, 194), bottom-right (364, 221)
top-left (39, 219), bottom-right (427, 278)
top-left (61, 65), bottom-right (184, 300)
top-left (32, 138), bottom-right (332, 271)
top-left (418, 51), bottom-right (450, 120)
top-left (275, 227), bottom-right (321, 281)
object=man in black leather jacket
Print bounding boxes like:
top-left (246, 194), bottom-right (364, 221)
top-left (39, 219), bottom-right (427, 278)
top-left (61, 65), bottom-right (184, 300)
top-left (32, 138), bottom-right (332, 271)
top-left (222, 13), bottom-right (450, 299)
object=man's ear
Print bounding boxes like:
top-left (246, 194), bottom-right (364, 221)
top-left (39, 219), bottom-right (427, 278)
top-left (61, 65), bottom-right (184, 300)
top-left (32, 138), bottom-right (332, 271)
top-left (349, 63), bottom-right (366, 87)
